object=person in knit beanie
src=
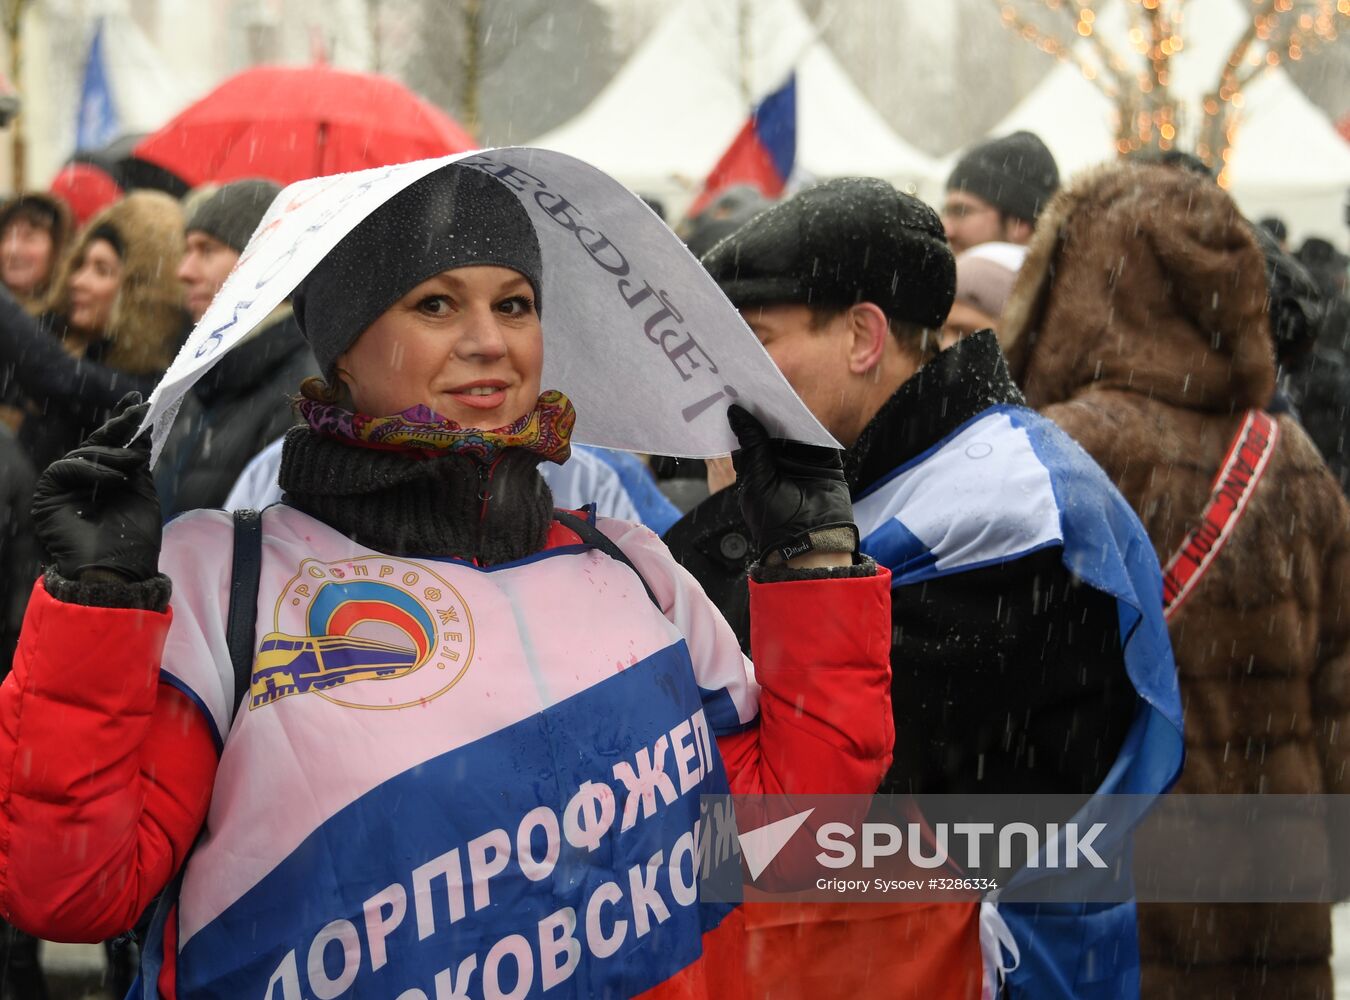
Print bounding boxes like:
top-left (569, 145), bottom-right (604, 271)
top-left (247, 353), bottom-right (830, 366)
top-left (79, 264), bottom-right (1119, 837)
top-left (177, 178), bottom-right (281, 323)
top-left (0, 157), bottom-right (895, 1000)
top-left (942, 130), bottom-right (1058, 254)
top-left (155, 176), bottom-right (315, 515)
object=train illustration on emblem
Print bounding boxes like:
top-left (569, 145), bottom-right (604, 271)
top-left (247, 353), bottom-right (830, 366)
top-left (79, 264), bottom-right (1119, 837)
top-left (249, 632), bottom-right (423, 707)
top-left (250, 565), bottom-right (473, 711)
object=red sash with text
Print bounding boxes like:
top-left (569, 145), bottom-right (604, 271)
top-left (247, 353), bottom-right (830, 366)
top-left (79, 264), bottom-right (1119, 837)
top-left (1161, 409), bottom-right (1279, 621)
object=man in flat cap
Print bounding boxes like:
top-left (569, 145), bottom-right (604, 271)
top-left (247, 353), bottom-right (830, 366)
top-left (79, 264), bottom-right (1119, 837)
top-left (666, 177), bottom-right (1181, 999)
top-left (942, 130), bottom-right (1058, 254)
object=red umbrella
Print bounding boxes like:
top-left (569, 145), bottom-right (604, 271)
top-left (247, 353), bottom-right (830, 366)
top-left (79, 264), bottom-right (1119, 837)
top-left (49, 161), bottom-right (124, 226)
top-left (133, 65), bottom-right (477, 187)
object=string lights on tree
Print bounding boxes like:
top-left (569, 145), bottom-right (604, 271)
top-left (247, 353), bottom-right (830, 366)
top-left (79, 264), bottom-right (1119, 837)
top-left (994, 0), bottom-right (1348, 185)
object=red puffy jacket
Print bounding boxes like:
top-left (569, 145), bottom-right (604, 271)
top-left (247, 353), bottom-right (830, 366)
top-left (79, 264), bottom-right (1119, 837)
top-left (0, 519), bottom-right (892, 998)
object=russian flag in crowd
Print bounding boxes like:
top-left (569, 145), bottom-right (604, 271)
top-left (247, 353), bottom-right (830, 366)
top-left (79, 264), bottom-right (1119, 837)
top-left (76, 19), bottom-right (119, 151)
top-left (689, 73), bottom-right (797, 217)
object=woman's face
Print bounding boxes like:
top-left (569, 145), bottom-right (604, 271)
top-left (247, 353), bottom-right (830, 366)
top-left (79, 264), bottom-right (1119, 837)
top-left (337, 265), bottom-right (543, 427)
top-left (0, 218), bottom-right (55, 296)
top-left (67, 238), bottom-right (123, 335)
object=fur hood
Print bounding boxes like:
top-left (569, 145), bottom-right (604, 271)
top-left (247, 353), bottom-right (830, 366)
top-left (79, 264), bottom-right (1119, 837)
top-left (1000, 161), bottom-right (1274, 414)
top-left (45, 190), bottom-right (186, 375)
top-left (1010, 163), bottom-right (1350, 994)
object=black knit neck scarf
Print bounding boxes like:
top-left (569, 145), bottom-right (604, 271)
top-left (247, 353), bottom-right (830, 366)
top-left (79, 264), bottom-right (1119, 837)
top-left (277, 428), bottom-right (555, 566)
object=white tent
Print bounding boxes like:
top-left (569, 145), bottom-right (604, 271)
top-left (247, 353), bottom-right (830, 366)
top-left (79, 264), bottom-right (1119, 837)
top-left (531, 0), bottom-right (938, 218)
top-left (1219, 69), bottom-right (1350, 244)
top-left (961, 0), bottom-right (1350, 247)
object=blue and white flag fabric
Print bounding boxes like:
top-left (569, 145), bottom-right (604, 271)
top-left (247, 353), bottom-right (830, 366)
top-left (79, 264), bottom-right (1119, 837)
top-left (578, 447), bottom-right (681, 536)
top-left (76, 20), bottom-right (119, 152)
top-left (853, 403), bottom-right (1185, 999)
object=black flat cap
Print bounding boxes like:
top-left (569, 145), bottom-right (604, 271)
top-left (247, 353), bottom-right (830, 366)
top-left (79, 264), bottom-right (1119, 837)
top-left (700, 177), bottom-right (955, 330)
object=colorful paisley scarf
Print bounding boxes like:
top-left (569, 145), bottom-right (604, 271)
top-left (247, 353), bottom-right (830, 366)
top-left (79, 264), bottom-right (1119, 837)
top-left (299, 389), bottom-right (575, 465)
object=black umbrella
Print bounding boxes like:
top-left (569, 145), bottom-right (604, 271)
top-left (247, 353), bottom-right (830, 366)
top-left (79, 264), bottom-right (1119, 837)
top-left (69, 132), bottom-right (189, 199)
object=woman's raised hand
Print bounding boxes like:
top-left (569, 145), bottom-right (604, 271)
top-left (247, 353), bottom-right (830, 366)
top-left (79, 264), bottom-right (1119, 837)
top-left (727, 403), bottom-right (858, 568)
top-left (31, 393), bottom-right (162, 582)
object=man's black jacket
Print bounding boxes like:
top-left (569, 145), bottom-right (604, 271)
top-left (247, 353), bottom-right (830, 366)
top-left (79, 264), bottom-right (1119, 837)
top-left (665, 332), bottom-right (1136, 795)
top-left (155, 310), bottom-right (316, 515)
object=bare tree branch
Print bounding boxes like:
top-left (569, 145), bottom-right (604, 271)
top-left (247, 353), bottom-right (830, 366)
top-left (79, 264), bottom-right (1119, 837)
top-left (2, 0), bottom-right (28, 190)
top-left (999, 0), bottom-right (1348, 172)
top-left (1061, 0), bottom-right (1136, 90)
top-left (1218, 0), bottom-right (1275, 90)
top-left (990, 0), bottom-right (1123, 98)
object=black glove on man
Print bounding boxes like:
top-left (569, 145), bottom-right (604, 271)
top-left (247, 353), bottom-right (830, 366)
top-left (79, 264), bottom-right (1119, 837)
top-left (728, 404), bottom-right (858, 565)
top-left (31, 393), bottom-right (162, 582)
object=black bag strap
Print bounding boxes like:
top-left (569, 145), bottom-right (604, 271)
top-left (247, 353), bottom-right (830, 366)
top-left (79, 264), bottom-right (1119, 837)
top-left (123, 510), bottom-right (262, 952)
top-left (227, 508), bottom-right (264, 720)
top-left (552, 509), bottom-right (662, 610)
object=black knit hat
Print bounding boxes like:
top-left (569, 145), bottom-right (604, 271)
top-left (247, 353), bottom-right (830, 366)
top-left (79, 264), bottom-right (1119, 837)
top-left (293, 164), bottom-right (543, 380)
top-left (700, 177), bottom-right (955, 330)
top-left (946, 131), bottom-right (1059, 223)
top-left (185, 178), bottom-right (281, 253)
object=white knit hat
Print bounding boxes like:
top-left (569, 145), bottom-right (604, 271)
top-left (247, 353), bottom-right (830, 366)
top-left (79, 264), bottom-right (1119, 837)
top-left (953, 242), bottom-right (1029, 319)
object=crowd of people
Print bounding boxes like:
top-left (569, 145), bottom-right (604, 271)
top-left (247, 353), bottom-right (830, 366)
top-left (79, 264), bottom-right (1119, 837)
top-left (0, 124), bottom-right (1344, 1000)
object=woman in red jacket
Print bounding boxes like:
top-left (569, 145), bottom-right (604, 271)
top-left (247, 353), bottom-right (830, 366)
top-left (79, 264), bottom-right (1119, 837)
top-left (0, 162), bottom-right (893, 999)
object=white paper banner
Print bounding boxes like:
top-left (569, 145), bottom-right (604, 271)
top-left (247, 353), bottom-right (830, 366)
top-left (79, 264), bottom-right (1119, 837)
top-left (141, 148), bottom-right (836, 463)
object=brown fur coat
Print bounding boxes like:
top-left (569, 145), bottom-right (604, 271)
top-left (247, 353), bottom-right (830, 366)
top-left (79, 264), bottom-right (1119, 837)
top-left (1002, 161), bottom-right (1350, 999)
top-left (44, 190), bottom-right (186, 375)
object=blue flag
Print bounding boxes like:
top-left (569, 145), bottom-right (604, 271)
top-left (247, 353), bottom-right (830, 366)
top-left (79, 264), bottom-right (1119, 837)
top-left (76, 20), bottom-right (119, 152)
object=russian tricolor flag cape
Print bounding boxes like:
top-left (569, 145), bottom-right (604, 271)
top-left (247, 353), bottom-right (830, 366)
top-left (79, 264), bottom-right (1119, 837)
top-left (853, 403), bottom-right (1185, 999)
top-left (688, 74), bottom-right (797, 218)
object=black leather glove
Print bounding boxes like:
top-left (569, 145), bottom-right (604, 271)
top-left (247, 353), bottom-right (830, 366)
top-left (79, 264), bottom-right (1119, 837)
top-left (31, 393), bottom-right (162, 582)
top-left (728, 404), bottom-right (858, 565)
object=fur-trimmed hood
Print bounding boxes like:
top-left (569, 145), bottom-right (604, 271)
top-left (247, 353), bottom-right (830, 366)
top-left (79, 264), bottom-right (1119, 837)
top-left (45, 190), bottom-right (187, 375)
top-left (999, 160), bottom-right (1274, 413)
